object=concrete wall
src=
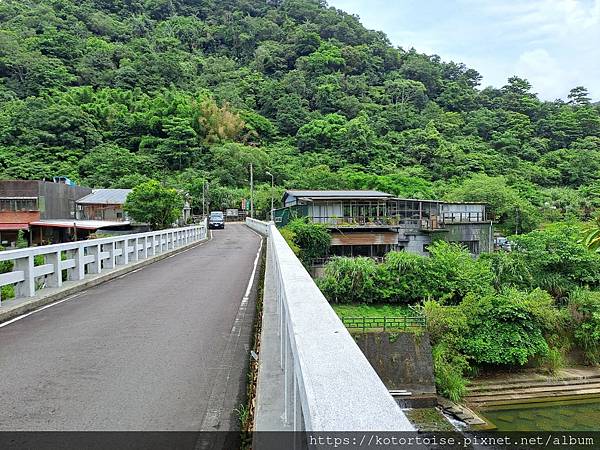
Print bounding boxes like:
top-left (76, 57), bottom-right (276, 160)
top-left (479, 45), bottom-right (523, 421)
top-left (442, 222), bottom-right (493, 253)
top-left (38, 182), bottom-right (92, 219)
top-left (0, 181), bottom-right (92, 220)
top-left (354, 332), bottom-right (436, 398)
top-left (403, 233), bottom-right (432, 256)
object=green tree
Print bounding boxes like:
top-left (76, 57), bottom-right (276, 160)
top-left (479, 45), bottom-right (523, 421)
top-left (124, 180), bottom-right (184, 230)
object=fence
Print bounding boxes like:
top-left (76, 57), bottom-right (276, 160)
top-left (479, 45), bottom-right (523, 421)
top-left (341, 315), bottom-right (426, 332)
top-left (0, 221), bottom-right (207, 305)
top-left (245, 217), bottom-right (413, 431)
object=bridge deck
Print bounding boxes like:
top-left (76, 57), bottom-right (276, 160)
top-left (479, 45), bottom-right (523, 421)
top-left (0, 223), bottom-right (261, 431)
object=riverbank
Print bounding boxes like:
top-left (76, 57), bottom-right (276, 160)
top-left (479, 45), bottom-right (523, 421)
top-left (465, 366), bottom-right (600, 407)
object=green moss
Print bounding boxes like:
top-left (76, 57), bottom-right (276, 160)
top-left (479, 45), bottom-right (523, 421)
top-left (405, 408), bottom-right (455, 432)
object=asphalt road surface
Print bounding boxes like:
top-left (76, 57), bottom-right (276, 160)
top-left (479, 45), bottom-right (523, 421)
top-left (0, 223), bottom-right (262, 431)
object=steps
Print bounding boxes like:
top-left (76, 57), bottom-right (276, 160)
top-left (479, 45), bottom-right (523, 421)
top-left (465, 370), bottom-right (600, 407)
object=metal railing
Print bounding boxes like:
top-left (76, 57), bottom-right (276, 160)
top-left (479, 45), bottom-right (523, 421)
top-left (246, 217), bottom-right (414, 431)
top-left (341, 316), bottom-right (426, 332)
top-left (0, 221), bottom-right (207, 305)
top-left (440, 211), bottom-right (487, 224)
top-left (310, 213), bottom-right (489, 229)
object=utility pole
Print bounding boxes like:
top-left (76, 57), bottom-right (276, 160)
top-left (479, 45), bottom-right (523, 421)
top-left (266, 171), bottom-right (274, 222)
top-left (202, 182), bottom-right (205, 218)
top-left (250, 163), bottom-right (254, 219)
top-left (206, 181), bottom-right (209, 215)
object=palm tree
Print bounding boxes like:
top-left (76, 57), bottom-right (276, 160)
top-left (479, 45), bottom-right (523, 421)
top-left (582, 216), bottom-right (600, 252)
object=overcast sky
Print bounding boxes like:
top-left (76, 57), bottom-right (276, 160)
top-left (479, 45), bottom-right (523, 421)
top-left (328, 0), bottom-right (600, 101)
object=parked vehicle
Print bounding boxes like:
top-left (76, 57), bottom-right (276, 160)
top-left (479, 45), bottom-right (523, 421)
top-left (208, 211), bottom-right (225, 229)
top-left (494, 236), bottom-right (512, 251)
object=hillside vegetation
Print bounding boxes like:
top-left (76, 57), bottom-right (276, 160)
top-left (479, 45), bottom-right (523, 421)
top-left (1, 0), bottom-right (600, 229)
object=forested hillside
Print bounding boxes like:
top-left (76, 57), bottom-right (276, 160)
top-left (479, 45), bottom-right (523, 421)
top-left (1, 0), bottom-right (600, 228)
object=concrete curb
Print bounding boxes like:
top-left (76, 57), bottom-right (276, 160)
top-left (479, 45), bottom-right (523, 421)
top-left (0, 234), bottom-right (211, 324)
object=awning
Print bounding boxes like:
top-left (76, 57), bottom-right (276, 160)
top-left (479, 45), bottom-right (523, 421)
top-left (0, 223), bottom-right (29, 231)
top-left (29, 220), bottom-right (130, 230)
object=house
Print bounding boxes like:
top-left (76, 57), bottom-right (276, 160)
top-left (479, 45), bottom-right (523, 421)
top-left (0, 180), bottom-right (92, 246)
top-left (0, 181), bottom-right (137, 247)
top-left (275, 190), bottom-right (493, 260)
top-left (76, 189), bottom-right (132, 222)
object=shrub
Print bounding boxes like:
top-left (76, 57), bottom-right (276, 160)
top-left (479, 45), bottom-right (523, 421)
top-left (0, 244), bottom-right (15, 300)
top-left (377, 251), bottom-right (429, 303)
top-left (426, 241), bottom-right (494, 304)
top-left (459, 289), bottom-right (556, 366)
top-left (279, 228), bottom-right (300, 256)
top-left (431, 342), bottom-right (469, 402)
top-left (423, 300), bottom-right (468, 347)
top-left (284, 218), bottom-right (331, 266)
top-left (511, 222), bottom-right (600, 298)
top-left (317, 257), bottom-right (380, 304)
top-left (479, 251), bottom-right (533, 291)
top-left (540, 347), bottom-right (566, 375)
top-left (568, 289), bottom-right (600, 364)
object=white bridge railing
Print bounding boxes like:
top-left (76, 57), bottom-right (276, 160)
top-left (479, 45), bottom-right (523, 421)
top-left (246, 217), bottom-right (413, 431)
top-left (0, 221), bottom-right (207, 305)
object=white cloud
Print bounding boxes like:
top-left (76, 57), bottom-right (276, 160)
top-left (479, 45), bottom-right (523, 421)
top-left (328, 0), bottom-right (600, 100)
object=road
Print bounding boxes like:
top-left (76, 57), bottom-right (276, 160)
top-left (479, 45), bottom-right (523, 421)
top-left (0, 223), bottom-right (262, 431)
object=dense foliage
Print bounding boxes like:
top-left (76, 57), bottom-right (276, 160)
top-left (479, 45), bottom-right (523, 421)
top-left (319, 241), bottom-right (494, 305)
top-left (124, 180), bottom-right (184, 229)
top-left (282, 218), bottom-right (331, 266)
top-left (320, 226), bottom-right (600, 399)
top-left (1, 0), bottom-right (599, 224)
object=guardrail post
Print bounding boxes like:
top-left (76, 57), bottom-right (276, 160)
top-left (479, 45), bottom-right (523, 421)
top-left (130, 238), bottom-right (139, 263)
top-left (143, 236), bottom-right (149, 258)
top-left (88, 244), bottom-right (101, 275)
top-left (149, 235), bottom-right (156, 256)
top-left (46, 251), bottom-right (62, 288)
top-left (70, 245), bottom-right (85, 281)
top-left (115, 239), bottom-right (127, 266)
top-left (14, 255), bottom-right (35, 297)
top-left (104, 242), bottom-right (116, 269)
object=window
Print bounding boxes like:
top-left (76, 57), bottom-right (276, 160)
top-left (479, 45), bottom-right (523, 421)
top-left (455, 240), bottom-right (480, 254)
top-left (0, 198), bottom-right (38, 211)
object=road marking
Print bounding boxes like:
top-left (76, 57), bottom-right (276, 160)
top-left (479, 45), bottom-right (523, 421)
top-left (0, 233), bottom-right (213, 328)
top-left (0, 292), bottom-right (86, 328)
top-left (201, 236), bottom-right (263, 430)
top-left (117, 267), bottom-right (144, 278)
top-left (244, 239), bottom-right (263, 300)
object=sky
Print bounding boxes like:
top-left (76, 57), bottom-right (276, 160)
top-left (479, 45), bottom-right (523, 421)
top-left (328, 0), bottom-right (600, 101)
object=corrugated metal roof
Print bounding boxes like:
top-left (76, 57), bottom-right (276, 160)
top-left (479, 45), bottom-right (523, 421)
top-left (286, 190), bottom-right (393, 199)
top-left (76, 189), bottom-right (132, 205)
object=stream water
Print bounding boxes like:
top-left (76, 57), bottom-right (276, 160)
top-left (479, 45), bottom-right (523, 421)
top-left (480, 397), bottom-right (600, 431)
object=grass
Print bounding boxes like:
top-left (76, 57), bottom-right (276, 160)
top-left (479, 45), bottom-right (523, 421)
top-left (332, 304), bottom-right (412, 318)
top-left (332, 304), bottom-right (424, 333)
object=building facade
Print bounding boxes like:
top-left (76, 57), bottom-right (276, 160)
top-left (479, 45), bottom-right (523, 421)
top-left (0, 180), bottom-right (92, 247)
top-left (275, 190), bottom-right (493, 259)
top-left (76, 189), bottom-right (132, 221)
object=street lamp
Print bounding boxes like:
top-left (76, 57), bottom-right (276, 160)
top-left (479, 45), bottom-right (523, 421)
top-left (266, 171), bottom-right (274, 222)
top-left (249, 163), bottom-right (254, 219)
